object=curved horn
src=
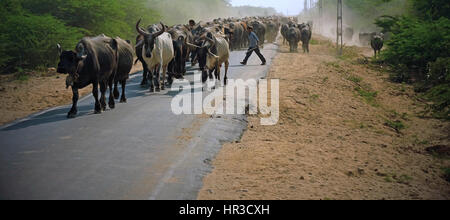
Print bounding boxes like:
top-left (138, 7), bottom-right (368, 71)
top-left (57, 44), bottom-right (62, 56)
top-left (207, 49), bottom-right (219, 59)
top-left (186, 42), bottom-right (201, 49)
top-left (206, 36), bottom-right (215, 47)
top-left (153, 22), bottom-right (166, 38)
top-left (136, 19), bottom-right (149, 36)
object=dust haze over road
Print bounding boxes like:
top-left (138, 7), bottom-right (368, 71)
top-left (0, 44), bottom-right (278, 200)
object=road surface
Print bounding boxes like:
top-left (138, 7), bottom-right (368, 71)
top-left (0, 43), bottom-right (278, 200)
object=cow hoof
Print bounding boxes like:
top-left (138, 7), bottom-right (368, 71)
top-left (113, 91), bottom-right (120, 100)
top-left (149, 87), bottom-right (154, 93)
top-left (155, 87), bottom-right (160, 92)
top-left (67, 112), bottom-right (77, 119)
top-left (94, 109), bottom-right (102, 114)
top-left (120, 98), bottom-right (127, 103)
top-left (109, 103), bottom-right (115, 109)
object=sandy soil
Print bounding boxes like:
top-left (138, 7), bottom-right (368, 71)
top-left (198, 37), bottom-right (450, 200)
top-left (0, 62), bottom-right (143, 126)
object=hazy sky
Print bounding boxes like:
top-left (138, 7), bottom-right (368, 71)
top-left (230, 0), bottom-right (305, 15)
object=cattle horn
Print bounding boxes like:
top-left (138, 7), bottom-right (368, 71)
top-left (57, 43), bottom-right (62, 56)
top-left (135, 40), bottom-right (144, 48)
top-left (153, 22), bottom-right (166, 38)
top-left (186, 42), bottom-right (201, 49)
top-left (206, 37), bottom-right (215, 47)
top-left (207, 49), bottom-right (219, 59)
top-left (136, 19), bottom-right (149, 36)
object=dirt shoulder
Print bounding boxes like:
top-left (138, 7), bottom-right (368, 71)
top-left (0, 63), bottom-right (143, 126)
top-left (198, 37), bottom-right (450, 200)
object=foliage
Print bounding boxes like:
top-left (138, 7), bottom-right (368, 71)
top-left (0, 2), bottom-right (84, 72)
top-left (382, 17), bottom-right (450, 75)
top-left (412, 0), bottom-right (450, 20)
top-left (0, 0), bottom-right (275, 73)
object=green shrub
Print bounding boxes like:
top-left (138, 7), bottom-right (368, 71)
top-left (382, 17), bottom-right (450, 76)
top-left (0, 12), bottom-right (84, 72)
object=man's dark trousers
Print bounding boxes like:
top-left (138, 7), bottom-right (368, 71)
top-left (242, 46), bottom-right (266, 64)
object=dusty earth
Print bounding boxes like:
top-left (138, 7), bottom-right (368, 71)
top-left (198, 37), bottom-right (450, 200)
top-left (0, 62), bottom-right (143, 126)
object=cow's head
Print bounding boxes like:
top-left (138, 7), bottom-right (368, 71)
top-left (56, 44), bottom-right (83, 75)
top-left (136, 19), bottom-right (165, 59)
top-left (203, 36), bottom-right (219, 70)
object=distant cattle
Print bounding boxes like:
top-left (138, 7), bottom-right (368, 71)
top-left (344, 27), bottom-right (354, 42)
top-left (287, 27), bottom-right (301, 53)
top-left (281, 24), bottom-right (289, 46)
top-left (371, 34), bottom-right (384, 58)
top-left (299, 23), bottom-right (312, 53)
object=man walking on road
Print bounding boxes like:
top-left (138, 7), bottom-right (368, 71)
top-left (241, 26), bottom-right (266, 66)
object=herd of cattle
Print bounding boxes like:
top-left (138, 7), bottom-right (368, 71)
top-left (56, 15), bottom-right (383, 119)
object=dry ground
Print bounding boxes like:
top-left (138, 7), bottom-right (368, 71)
top-left (0, 62), bottom-right (143, 125)
top-left (198, 36), bottom-right (450, 200)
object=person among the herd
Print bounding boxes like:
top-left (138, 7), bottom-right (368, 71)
top-left (241, 26), bottom-right (266, 66)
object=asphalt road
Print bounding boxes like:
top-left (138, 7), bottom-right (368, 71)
top-left (0, 43), bottom-right (278, 200)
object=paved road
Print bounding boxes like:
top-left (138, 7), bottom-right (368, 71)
top-left (0, 43), bottom-right (278, 200)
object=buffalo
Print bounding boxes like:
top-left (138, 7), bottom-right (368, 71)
top-left (287, 27), bottom-right (301, 53)
top-left (57, 35), bottom-right (119, 118)
top-left (371, 34), bottom-right (384, 58)
top-left (299, 23), bottom-right (312, 53)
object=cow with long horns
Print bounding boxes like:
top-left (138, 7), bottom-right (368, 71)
top-left (136, 19), bottom-right (175, 92)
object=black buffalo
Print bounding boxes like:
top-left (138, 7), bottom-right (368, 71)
top-left (371, 34), bottom-right (384, 58)
top-left (299, 23), bottom-right (312, 53)
top-left (57, 35), bottom-right (119, 118)
top-left (113, 37), bottom-right (134, 103)
top-left (287, 27), bottom-right (301, 53)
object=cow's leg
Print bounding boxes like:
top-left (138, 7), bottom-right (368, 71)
top-left (120, 79), bottom-right (127, 103)
top-left (209, 67), bottom-right (214, 81)
top-left (113, 80), bottom-right (120, 99)
top-left (141, 62), bottom-right (149, 86)
top-left (215, 64), bottom-right (221, 83)
top-left (92, 82), bottom-right (101, 114)
top-left (224, 60), bottom-right (229, 86)
top-left (161, 65), bottom-right (167, 90)
top-left (154, 64), bottom-right (161, 92)
top-left (68, 87), bottom-right (79, 118)
top-left (148, 66), bottom-right (154, 92)
top-left (100, 81), bottom-right (107, 111)
top-left (108, 77), bottom-right (115, 109)
top-left (216, 64), bottom-right (222, 82)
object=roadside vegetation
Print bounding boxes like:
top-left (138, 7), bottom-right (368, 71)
top-left (0, 0), bottom-right (274, 74)
top-left (327, 0), bottom-right (450, 119)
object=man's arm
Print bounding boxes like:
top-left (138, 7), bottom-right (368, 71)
top-left (252, 32), bottom-right (260, 43)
